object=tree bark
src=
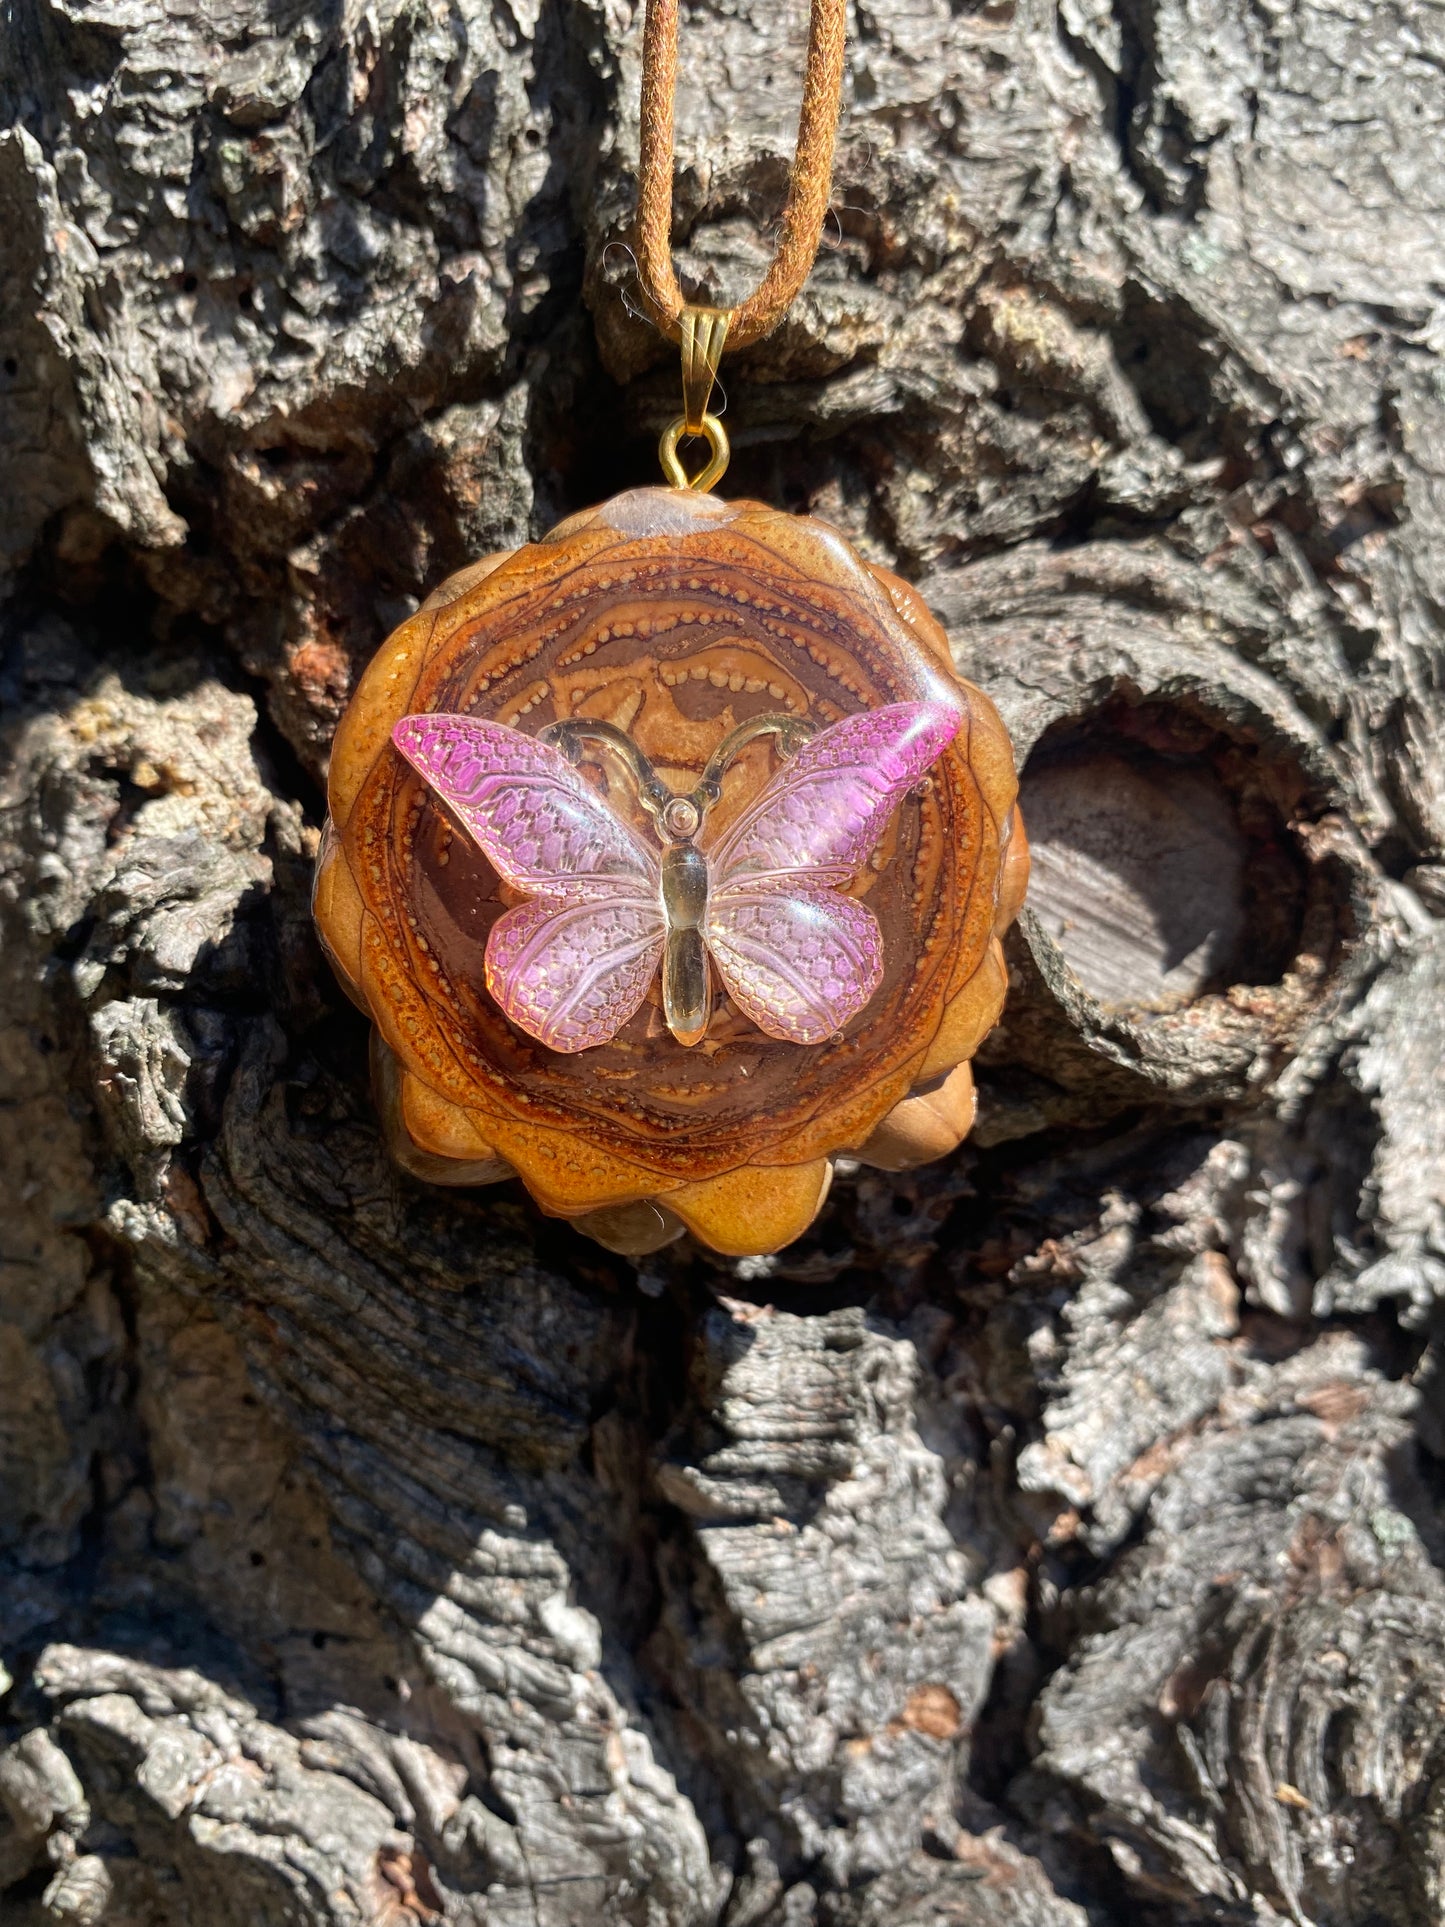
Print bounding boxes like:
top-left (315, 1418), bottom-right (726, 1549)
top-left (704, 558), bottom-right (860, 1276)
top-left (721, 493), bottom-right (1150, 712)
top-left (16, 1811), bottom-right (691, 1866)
top-left (2, 1), bottom-right (1444, 1922)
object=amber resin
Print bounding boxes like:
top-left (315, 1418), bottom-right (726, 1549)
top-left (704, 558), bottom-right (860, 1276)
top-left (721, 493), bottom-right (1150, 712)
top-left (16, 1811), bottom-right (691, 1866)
top-left (314, 488), bottom-right (1028, 1256)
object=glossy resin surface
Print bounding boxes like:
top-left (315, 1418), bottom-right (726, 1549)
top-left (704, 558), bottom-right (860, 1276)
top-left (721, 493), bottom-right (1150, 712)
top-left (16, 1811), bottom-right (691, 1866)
top-left (390, 701), bottom-right (961, 1052)
top-left (314, 488), bottom-right (1028, 1255)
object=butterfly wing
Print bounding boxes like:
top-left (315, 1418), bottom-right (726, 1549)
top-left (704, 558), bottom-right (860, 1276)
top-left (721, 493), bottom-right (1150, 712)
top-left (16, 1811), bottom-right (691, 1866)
top-left (485, 895), bottom-right (665, 1052)
top-left (393, 714), bottom-right (664, 1053)
top-left (392, 713), bottom-right (660, 894)
top-left (705, 701), bottom-right (961, 888)
top-left (706, 702), bottom-right (959, 1042)
top-left (703, 889), bottom-right (883, 1045)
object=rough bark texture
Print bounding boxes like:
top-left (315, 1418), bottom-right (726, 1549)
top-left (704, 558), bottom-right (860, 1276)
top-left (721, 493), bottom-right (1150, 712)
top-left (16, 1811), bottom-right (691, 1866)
top-left (1, 1), bottom-right (1443, 1923)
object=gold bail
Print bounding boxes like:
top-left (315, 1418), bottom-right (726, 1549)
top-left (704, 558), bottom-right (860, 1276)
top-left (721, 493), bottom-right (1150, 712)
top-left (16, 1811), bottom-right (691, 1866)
top-left (659, 303), bottom-right (733, 491)
top-left (679, 304), bottom-right (730, 433)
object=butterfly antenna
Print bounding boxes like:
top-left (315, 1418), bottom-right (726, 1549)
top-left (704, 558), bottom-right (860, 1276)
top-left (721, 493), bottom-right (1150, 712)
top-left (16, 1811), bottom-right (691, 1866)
top-left (540, 718), bottom-right (673, 828)
top-left (687, 712), bottom-right (819, 821)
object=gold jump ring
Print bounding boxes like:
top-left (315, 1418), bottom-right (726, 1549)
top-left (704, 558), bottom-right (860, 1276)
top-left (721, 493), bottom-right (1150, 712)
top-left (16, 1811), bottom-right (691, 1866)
top-left (658, 412), bottom-right (730, 492)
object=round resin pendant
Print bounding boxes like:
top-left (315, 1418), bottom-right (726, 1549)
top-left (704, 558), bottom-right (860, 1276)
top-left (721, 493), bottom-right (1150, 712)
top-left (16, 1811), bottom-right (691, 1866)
top-left (313, 489), bottom-right (1028, 1257)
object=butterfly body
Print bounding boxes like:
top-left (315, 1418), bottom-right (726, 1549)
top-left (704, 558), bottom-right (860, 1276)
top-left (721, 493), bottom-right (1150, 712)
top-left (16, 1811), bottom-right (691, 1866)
top-left (392, 700), bottom-right (960, 1055)
top-left (659, 832), bottom-right (712, 1046)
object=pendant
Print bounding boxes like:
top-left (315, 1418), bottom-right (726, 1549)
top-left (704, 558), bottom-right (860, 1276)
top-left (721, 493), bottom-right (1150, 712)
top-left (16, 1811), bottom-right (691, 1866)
top-left (314, 481), bottom-right (1027, 1258)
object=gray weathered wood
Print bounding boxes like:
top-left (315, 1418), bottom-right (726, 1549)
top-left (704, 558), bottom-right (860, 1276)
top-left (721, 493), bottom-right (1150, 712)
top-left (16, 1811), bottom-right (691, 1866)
top-left (2, 0), bottom-right (1443, 1921)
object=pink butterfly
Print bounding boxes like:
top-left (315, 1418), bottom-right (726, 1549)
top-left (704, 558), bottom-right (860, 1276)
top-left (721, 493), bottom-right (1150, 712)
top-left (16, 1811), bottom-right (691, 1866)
top-left (391, 700), bottom-right (960, 1053)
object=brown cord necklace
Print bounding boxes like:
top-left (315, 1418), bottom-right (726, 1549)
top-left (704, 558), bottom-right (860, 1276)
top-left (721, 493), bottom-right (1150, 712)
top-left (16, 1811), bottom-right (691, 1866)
top-left (313, 0), bottom-right (1028, 1260)
top-left (636, 0), bottom-right (848, 489)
